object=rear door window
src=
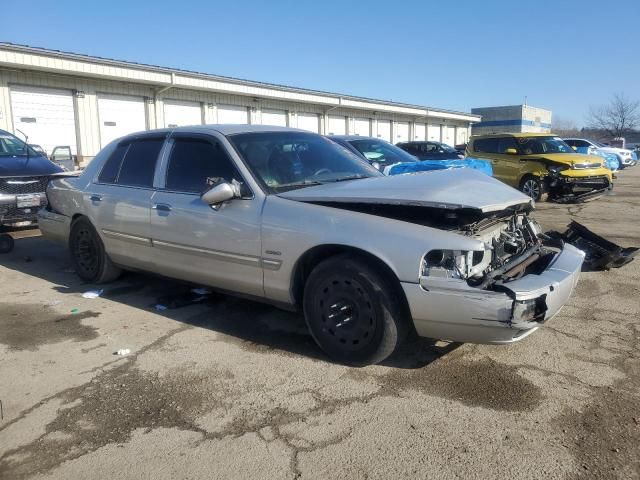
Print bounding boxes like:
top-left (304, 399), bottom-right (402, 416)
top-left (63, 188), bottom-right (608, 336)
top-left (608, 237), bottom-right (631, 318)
top-left (98, 143), bottom-right (129, 183)
top-left (117, 138), bottom-right (164, 187)
top-left (165, 137), bottom-right (243, 193)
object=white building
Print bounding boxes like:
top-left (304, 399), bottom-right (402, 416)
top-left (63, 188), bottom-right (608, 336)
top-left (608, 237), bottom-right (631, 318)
top-left (0, 43), bottom-right (480, 166)
top-left (471, 105), bottom-right (552, 135)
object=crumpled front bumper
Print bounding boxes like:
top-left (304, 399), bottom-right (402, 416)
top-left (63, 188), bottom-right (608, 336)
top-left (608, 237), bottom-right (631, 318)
top-left (0, 192), bottom-right (47, 226)
top-left (402, 244), bottom-right (585, 344)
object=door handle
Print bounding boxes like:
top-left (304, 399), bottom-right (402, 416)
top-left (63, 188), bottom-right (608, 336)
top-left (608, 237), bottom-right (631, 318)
top-left (89, 194), bottom-right (102, 202)
top-left (152, 203), bottom-right (172, 212)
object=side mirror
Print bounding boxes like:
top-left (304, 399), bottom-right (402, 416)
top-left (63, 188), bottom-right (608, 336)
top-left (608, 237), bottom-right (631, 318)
top-left (201, 181), bottom-right (239, 209)
top-left (505, 148), bottom-right (518, 155)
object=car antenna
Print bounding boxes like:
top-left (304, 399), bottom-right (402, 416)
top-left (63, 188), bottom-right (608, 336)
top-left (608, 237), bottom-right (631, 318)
top-left (16, 129), bottom-right (31, 163)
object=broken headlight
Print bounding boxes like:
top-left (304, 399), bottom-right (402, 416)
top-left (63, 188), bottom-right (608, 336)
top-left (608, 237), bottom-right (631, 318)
top-left (421, 249), bottom-right (487, 279)
top-left (547, 164), bottom-right (569, 174)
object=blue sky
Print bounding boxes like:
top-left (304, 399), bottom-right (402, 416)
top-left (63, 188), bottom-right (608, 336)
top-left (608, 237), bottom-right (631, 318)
top-left (4, 0), bottom-right (639, 126)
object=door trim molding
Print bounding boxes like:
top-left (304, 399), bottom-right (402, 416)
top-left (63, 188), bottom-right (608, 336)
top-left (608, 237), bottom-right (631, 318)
top-left (102, 229), bottom-right (151, 246)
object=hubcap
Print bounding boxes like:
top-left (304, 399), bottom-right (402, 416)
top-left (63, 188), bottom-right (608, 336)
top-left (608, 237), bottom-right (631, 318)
top-left (315, 277), bottom-right (377, 352)
top-left (74, 228), bottom-right (99, 276)
top-left (523, 179), bottom-right (540, 199)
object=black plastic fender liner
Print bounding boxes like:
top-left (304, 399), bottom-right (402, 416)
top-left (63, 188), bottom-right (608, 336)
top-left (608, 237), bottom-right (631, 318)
top-left (552, 221), bottom-right (639, 271)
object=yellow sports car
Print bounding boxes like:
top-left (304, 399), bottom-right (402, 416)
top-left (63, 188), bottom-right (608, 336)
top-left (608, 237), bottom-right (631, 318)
top-left (466, 133), bottom-right (613, 201)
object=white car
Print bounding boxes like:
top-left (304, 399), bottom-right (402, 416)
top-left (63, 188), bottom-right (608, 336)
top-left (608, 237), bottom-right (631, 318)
top-left (563, 138), bottom-right (637, 167)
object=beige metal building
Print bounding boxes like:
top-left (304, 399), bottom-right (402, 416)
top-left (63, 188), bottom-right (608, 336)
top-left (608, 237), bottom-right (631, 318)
top-left (0, 43), bottom-right (480, 166)
top-left (471, 105), bottom-right (552, 135)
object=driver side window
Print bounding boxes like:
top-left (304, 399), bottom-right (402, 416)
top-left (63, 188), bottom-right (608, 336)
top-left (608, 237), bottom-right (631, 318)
top-left (165, 137), bottom-right (244, 194)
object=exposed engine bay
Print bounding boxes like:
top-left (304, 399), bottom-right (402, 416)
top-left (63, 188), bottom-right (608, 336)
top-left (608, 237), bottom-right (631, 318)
top-left (420, 213), bottom-right (561, 290)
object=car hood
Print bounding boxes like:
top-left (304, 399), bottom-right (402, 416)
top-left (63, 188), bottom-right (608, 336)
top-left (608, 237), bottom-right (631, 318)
top-left (528, 153), bottom-right (605, 166)
top-left (278, 168), bottom-right (532, 213)
top-left (0, 155), bottom-right (63, 177)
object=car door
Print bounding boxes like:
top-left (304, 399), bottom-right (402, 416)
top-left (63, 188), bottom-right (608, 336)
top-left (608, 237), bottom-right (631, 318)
top-left (85, 135), bottom-right (165, 271)
top-left (495, 137), bottom-right (521, 185)
top-left (149, 133), bottom-right (264, 297)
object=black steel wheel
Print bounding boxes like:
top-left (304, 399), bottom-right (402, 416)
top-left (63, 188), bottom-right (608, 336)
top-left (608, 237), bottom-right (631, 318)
top-left (303, 254), bottom-right (408, 365)
top-left (69, 217), bottom-right (121, 283)
top-left (0, 233), bottom-right (14, 254)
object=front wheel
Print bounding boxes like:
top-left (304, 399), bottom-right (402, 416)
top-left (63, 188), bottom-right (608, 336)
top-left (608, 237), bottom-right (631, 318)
top-left (303, 254), bottom-right (409, 365)
top-left (69, 217), bottom-right (121, 283)
top-left (0, 234), bottom-right (14, 254)
top-left (520, 175), bottom-right (548, 202)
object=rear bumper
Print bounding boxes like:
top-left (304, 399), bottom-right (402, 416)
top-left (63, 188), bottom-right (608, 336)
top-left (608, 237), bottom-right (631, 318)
top-left (37, 208), bottom-right (71, 244)
top-left (404, 244), bottom-right (585, 344)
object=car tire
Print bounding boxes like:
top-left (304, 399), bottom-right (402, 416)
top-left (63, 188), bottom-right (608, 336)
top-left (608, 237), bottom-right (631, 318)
top-left (69, 217), bottom-right (121, 283)
top-left (520, 175), bottom-right (548, 202)
top-left (0, 233), bottom-right (14, 254)
top-left (303, 254), bottom-right (409, 365)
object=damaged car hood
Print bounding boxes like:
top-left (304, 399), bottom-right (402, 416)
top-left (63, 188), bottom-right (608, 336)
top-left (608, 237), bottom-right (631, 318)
top-left (279, 168), bottom-right (533, 213)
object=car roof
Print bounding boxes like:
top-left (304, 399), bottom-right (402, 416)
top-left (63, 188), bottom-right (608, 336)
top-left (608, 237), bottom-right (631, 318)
top-left (470, 132), bottom-right (555, 139)
top-left (121, 124), bottom-right (310, 140)
top-left (327, 135), bottom-right (386, 142)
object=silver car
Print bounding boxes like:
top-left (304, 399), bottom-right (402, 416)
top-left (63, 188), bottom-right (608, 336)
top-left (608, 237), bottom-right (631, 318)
top-left (39, 125), bottom-right (585, 365)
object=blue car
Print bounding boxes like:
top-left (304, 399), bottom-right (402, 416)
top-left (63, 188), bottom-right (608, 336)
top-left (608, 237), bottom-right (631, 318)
top-left (328, 136), bottom-right (493, 177)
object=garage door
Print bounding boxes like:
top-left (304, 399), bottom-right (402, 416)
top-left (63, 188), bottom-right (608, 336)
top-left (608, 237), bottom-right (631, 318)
top-left (352, 118), bottom-right (370, 136)
top-left (456, 127), bottom-right (468, 146)
top-left (414, 123), bottom-right (426, 141)
top-left (217, 105), bottom-right (249, 124)
top-left (427, 124), bottom-right (441, 141)
top-left (328, 115), bottom-right (346, 135)
top-left (297, 113), bottom-right (319, 133)
top-left (262, 109), bottom-right (288, 127)
top-left (442, 126), bottom-right (456, 146)
top-left (395, 122), bottom-right (409, 143)
top-left (10, 86), bottom-right (77, 155)
top-left (163, 99), bottom-right (202, 128)
top-left (98, 94), bottom-right (146, 148)
top-left (376, 120), bottom-right (391, 141)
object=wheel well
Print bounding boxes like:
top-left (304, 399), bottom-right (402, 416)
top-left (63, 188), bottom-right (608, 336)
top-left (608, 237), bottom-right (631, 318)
top-left (291, 244), bottom-right (411, 319)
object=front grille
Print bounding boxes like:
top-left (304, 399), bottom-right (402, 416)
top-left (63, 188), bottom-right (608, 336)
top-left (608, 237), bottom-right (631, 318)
top-left (0, 177), bottom-right (49, 195)
top-left (0, 204), bottom-right (40, 223)
top-left (573, 162), bottom-right (602, 169)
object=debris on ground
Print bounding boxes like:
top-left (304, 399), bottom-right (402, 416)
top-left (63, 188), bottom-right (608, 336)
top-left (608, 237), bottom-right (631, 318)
top-left (114, 349), bottom-right (131, 356)
top-left (552, 221), bottom-right (639, 270)
top-left (70, 308), bottom-right (79, 314)
top-left (45, 300), bottom-right (63, 307)
top-left (82, 289), bottom-right (104, 299)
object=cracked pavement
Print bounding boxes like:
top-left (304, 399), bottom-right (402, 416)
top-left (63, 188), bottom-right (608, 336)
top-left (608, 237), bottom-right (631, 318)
top-left (1, 168), bottom-right (639, 479)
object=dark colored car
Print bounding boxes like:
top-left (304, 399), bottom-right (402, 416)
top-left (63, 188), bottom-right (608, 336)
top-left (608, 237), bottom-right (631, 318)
top-left (0, 128), bottom-right (63, 252)
top-left (328, 135), bottom-right (419, 170)
top-left (396, 141), bottom-right (464, 160)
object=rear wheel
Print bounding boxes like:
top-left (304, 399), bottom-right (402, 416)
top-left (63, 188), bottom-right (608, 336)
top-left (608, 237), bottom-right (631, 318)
top-left (69, 217), bottom-right (121, 283)
top-left (520, 175), bottom-right (548, 202)
top-left (303, 254), bottom-right (409, 365)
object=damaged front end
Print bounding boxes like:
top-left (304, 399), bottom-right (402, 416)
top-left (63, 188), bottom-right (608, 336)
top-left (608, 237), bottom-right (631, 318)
top-left (414, 211), bottom-right (585, 343)
top-left (543, 162), bottom-right (611, 203)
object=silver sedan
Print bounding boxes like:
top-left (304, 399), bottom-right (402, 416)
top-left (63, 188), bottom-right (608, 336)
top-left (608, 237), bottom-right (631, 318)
top-left (39, 125), bottom-right (584, 365)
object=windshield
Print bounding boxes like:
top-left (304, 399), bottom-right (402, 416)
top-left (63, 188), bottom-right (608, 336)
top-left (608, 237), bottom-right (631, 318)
top-left (229, 131), bottom-right (381, 193)
top-left (348, 139), bottom-right (418, 165)
top-left (0, 133), bottom-right (39, 158)
top-left (516, 136), bottom-right (574, 155)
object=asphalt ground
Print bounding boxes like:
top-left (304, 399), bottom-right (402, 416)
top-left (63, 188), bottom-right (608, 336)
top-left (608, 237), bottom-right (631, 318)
top-left (0, 167), bottom-right (639, 479)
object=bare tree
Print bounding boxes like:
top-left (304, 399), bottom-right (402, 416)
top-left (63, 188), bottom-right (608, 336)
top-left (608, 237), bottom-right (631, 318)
top-left (552, 116), bottom-right (580, 137)
top-left (587, 93), bottom-right (640, 138)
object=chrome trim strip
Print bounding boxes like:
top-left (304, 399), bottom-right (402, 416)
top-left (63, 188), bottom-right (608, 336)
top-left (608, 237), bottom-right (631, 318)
top-left (152, 239), bottom-right (261, 267)
top-left (101, 229), bottom-right (151, 246)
